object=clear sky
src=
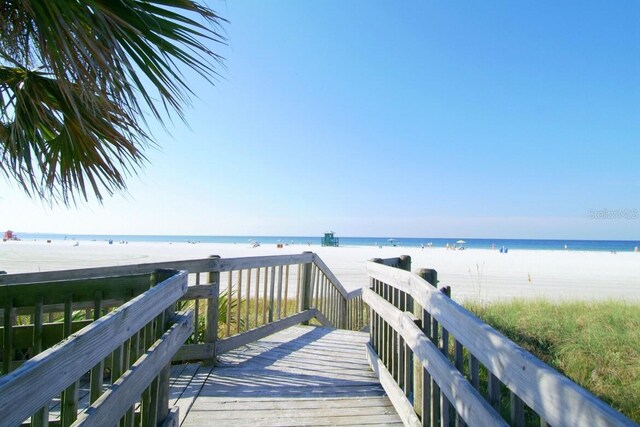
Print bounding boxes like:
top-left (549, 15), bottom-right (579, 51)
top-left (1, 1), bottom-right (639, 239)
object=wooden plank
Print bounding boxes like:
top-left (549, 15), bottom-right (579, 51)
top-left (365, 343), bottom-right (421, 427)
top-left (161, 406), bottom-right (179, 427)
top-left (213, 253), bottom-right (313, 272)
top-left (1, 274), bottom-right (156, 307)
top-left (168, 363), bottom-right (199, 402)
top-left (183, 412), bottom-right (402, 426)
top-left (313, 309), bottom-right (333, 328)
top-left (173, 365), bottom-right (214, 425)
top-left (366, 262), bottom-right (638, 427)
top-left (311, 254), bottom-right (350, 298)
top-left (0, 272), bottom-right (188, 425)
top-left (185, 404), bottom-right (400, 419)
top-left (0, 254), bottom-right (313, 287)
top-left (2, 297), bottom-right (13, 375)
top-left (73, 311), bottom-right (194, 426)
top-left (190, 396), bottom-right (396, 410)
top-left (216, 310), bottom-right (315, 354)
top-left (173, 343), bottom-right (216, 362)
top-left (0, 261), bottom-right (212, 285)
top-left (1, 320), bottom-right (93, 350)
top-left (179, 326), bottom-right (401, 425)
top-left (182, 284), bottom-right (217, 300)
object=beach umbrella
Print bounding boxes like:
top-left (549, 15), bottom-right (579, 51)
top-left (456, 240), bottom-right (466, 244)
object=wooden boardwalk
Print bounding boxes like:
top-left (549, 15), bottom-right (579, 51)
top-left (169, 326), bottom-right (402, 426)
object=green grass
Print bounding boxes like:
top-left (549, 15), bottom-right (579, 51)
top-left (465, 299), bottom-right (640, 423)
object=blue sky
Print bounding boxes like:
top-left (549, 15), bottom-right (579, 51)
top-left (1, 1), bottom-right (639, 239)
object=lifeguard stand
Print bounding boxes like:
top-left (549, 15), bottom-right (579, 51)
top-left (321, 231), bottom-right (339, 247)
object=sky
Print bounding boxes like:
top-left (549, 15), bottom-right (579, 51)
top-left (1, 1), bottom-right (639, 239)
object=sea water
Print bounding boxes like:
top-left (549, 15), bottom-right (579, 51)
top-left (15, 233), bottom-right (640, 253)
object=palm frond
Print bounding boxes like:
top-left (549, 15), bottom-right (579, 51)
top-left (0, 0), bottom-right (226, 203)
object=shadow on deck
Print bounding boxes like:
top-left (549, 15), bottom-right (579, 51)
top-left (170, 326), bottom-right (402, 426)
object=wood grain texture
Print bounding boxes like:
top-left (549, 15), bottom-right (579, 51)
top-left (0, 271), bottom-right (188, 425)
top-left (366, 261), bottom-right (637, 427)
top-left (72, 311), bottom-right (194, 426)
top-left (179, 325), bottom-right (402, 426)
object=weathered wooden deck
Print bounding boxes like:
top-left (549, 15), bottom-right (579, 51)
top-left (169, 325), bottom-right (402, 426)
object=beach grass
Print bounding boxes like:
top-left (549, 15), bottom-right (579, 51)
top-left (466, 299), bottom-right (640, 423)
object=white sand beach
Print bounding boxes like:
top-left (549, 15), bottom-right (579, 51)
top-left (1, 239), bottom-right (639, 302)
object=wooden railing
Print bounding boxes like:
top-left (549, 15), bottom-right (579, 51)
top-left (0, 252), bottom-right (368, 426)
top-left (0, 270), bottom-right (191, 426)
top-left (0, 251), bottom-right (367, 363)
top-left (364, 256), bottom-right (637, 427)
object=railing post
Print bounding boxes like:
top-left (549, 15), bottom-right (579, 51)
top-left (415, 268), bottom-right (438, 423)
top-left (398, 255), bottom-right (411, 272)
top-left (206, 255), bottom-right (220, 364)
top-left (369, 258), bottom-right (383, 353)
top-left (301, 252), bottom-right (313, 325)
top-left (417, 268), bottom-right (438, 287)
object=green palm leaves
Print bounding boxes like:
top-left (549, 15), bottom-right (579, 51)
top-left (0, 0), bottom-right (225, 203)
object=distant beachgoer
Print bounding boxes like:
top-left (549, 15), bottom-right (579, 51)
top-left (564, 244), bottom-right (568, 250)
top-left (421, 244), bottom-right (424, 250)
top-left (446, 243), bottom-right (449, 250)
top-left (635, 246), bottom-right (638, 252)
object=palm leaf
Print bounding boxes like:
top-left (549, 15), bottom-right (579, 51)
top-left (0, 0), bottom-right (226, 204)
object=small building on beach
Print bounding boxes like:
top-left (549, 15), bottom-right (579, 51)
top-left (2, 230), bottom-right (18, 241)
top-left (321, 231), bottom-right (339, 247)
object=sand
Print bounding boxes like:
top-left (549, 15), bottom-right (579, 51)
top-left (1, 239), bottom-right (639, 302)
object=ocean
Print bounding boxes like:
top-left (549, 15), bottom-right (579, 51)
top-left (13, 233), bottom-right (640, 253)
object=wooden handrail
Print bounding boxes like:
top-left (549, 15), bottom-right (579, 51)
top-left (0, 254), bottom-right (315, 285)
top-left (0, 271), bottom-right (189, 425)
top-left (366, 261), bottom-right (636, 427)
top-left (363, 288), bottom-right (507, 427)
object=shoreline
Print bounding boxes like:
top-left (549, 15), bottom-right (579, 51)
top-left (2, 239), bottom-right (639, 303)
top-left (10, 232), bottom-right (640, 253)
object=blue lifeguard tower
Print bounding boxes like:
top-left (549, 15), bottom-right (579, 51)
top-left (321, 231), bottom-right (339, 247)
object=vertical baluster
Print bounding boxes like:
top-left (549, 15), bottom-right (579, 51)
top-left (226, 271), bottom-right (232, 336)
top-left (300, 255), bottom-right (313, 325)
top-left (2, 297), bottom-right (13, 375)
top-left (510, 391), bottom-right (525, 427)
top-left (124, 331), bottom-right (140, 426)
top-left (262, 267), bottom-right (269, 325)
top-left (423, 368), bottom-right (431, 427)
top-left (312, 265), bottom-right (319, 307)
top-left (236, 270), bottom-right (243, 334)
top-left (276, 265), bottom-right (283, 320)
top-left (430, 311), bottom-right (440, 426)
top-left (283, 265), bottom-right (290, 317)
top-left (206, 258), bottom-right (220, 362)
top-left (31, 297), bottom-right (49, 427)
top-left (440, 322), bottom-right (451, 426)
top-left (316, 282), bottom-right (328, 317)
top-left (254, 268), bottom-right (261, 328)
top-left (62, 295), bottom-right (78, 426)
top-left (193, 272), bottom-right (200, 342)
top-left (141, 274), bottom-right (159, 426)
top-left (245, 269), bottom-right (251, 329)
top-left (157, 302), bottom-right (175, 425)
top-left (334, 288), bottom-right (340, 326)
top-left (488, 372), bottom-right (501, 411)
top-left (90, 292), bottom-right (104, 403)
top-left (141, 320), bottom-right (155, 426)
top-left (470, 354), bottom-right (480, 390)
top-left (454, 339), bottom-right (466, 426)
top-left (148, 311), bottom-right (166, 426)
top-left (267, 266), bottom-right (276, 323)
top-left (295, 264), bottom-right (302, 312)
